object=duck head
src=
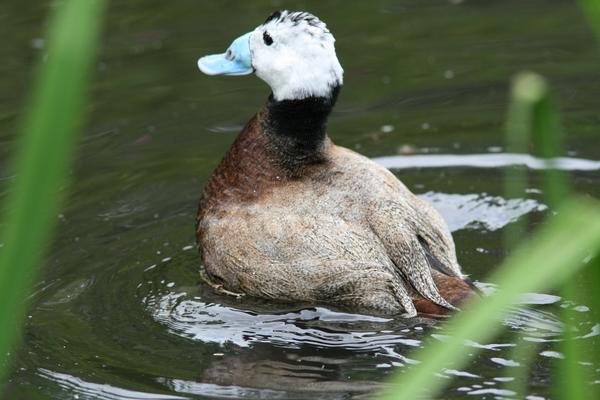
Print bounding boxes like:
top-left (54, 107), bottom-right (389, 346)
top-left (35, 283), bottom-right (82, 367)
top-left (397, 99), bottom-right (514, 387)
top-left (198, 10), bottom-right (344, 101)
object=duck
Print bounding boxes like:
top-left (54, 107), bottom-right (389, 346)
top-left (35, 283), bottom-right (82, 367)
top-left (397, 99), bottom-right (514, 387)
top-left (195, 10), bottom-right (474, 317)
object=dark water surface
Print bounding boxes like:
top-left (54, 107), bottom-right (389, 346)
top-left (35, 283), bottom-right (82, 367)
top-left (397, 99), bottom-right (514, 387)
top-left (1, 1), bottom-right (600, 399)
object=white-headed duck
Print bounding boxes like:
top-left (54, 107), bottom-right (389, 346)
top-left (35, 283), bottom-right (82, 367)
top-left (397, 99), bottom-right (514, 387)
top-left (195, 10), bottom-right (474, 317)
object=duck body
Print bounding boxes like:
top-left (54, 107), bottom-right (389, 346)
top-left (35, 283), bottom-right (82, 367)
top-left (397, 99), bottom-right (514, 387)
top-left (196, 92), bottom-right (473, 317)
top-left (195, 11), bottom-right (473, 317)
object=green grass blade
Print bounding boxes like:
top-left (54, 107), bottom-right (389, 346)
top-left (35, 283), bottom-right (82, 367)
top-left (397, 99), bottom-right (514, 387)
top-left (524, 72), bottom-right (588, 400)
top-left (576, 4), bottom-right (600, 397)
top-left (529, 84), bottom-right (568, 208)
top-left (377, 197), bottom-right (600, 400)
top-left (583, 255), bottom-right (600, 399)
top-left (580, 0), bottom-right (600, 43)
top-left (504, 337), bottom-right (539, 397)
top-left (556, 282), bottom-right (589, 400)
top-left (506, 72), bottom-right (574, 398)
top-left (503, 73), bottom-right (537, 250)
top-left (512, 73), bottom-right (586, 400)
top-left (0, 0), bottom-right (105, 383)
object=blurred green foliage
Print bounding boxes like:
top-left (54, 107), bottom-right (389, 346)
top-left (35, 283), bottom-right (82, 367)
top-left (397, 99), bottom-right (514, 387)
top-left (0, 0), bottom-right (105, 386)
top-left (580, 0), bottom-right (600, 43)
top-left (378, 1), bottom-right (600, 395)
top-left (378, 194), bottom-right (600, 399)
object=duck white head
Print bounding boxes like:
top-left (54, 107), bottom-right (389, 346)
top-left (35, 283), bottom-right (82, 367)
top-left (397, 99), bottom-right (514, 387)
top-left (198, 11), bottom-right (344, 102)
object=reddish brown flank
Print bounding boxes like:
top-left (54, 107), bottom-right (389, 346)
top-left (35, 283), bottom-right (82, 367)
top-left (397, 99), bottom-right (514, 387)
top-left (413, 272), bottom-right (476, 316)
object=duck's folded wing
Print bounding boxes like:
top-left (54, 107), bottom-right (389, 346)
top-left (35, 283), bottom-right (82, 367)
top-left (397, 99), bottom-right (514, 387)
top-left (368, 199), bottom-right (460, 311)
top-left (387, 234), bottom-right (456, 311)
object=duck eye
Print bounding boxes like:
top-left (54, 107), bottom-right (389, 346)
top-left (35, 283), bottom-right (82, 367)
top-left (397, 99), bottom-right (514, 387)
top-left (263, 31), bottom-right (273, 46)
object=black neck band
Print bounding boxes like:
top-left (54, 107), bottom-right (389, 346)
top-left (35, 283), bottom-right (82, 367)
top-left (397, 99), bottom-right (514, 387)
top-left (263, 85), bottom-right (341, 169)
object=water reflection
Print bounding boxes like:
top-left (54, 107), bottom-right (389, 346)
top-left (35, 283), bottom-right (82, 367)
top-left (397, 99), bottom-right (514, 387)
top-left (152, 294), bottom-right (425, 350)
top-left (141, 273), bottom-right (597, 399)
top-left (38, 369), bottom-right (187, 400)
top-left (374, 153), bottom-right (600, 171)
top-left (162, 371), bottom-right (380, 399)
top-left (164, 290), bottom-right (423, 341)
top-left (419, 192), bottom-right (546, 232)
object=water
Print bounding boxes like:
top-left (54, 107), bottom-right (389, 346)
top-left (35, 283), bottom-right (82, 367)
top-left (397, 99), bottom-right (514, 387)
top-left (1, 1), bottom-right (600, 399)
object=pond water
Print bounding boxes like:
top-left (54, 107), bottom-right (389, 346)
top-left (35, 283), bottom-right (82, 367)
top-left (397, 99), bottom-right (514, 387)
top-left (1, 1), bottom-right (600, 399)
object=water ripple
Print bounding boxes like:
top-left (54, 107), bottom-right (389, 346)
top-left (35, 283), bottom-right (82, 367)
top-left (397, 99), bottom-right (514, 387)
top-left (37, 369), bottom-right (187, 400)
top-left (374, 153), bottom-right (600, 171)
top-left (150, 292), bottom-right (423, 351)
top-left (419, 192), bottom-right (546, 232)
